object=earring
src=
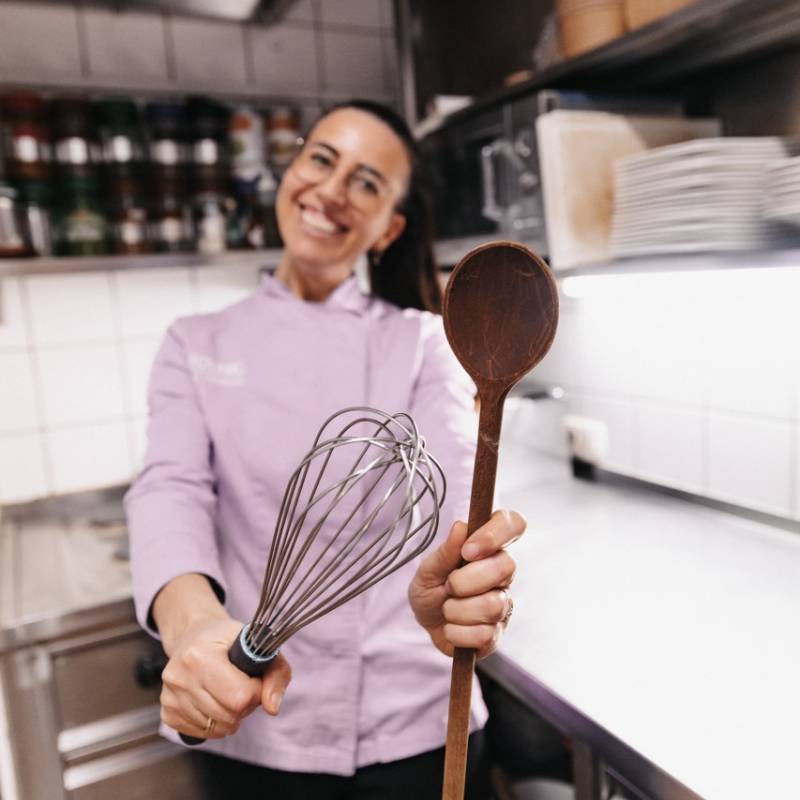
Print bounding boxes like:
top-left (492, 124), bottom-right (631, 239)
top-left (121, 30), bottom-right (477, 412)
top-left (369, 250), bottom-right (383, 268)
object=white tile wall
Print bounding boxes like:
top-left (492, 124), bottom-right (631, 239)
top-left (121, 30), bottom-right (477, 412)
top-left (320, 29), bottom-right (388, 96)
top-left (0, 262), bottom-right (274, 502)
top-left (707, 414), bottom-right (794, 516)
top-left (121, 338), bottom-right (163, 417)
top-left (0, 433), bottom-right (49, 503)
top-left (194, 263), bottom-right (263, 313)
top-left (83, 8), bottom-right (170, 85)
top-left (37, 344), bottom-right (126, 427)
top-left (0, 2), bottom-right (83, 83)
top-left (114, 268), bottom-right (194, 339)
top-left (0, 279), bottom-right (30, 351)
top-left (47, 422), bottom-right (133, 494)
top-left (128, 416), bottom-right (150, 472)
top-left (27, 273), bottom-right (116, 346)
top-left (578, 393), bottom-right (637, 474)
top-left (0, 353), bottom-right (40, 434)
top-left (250, 23), bottom-right (320, 94)
top-left (170, 17), bottom-right (249, 89)
top-left (283, 0), bottom-right (316, 24)
top-left (320, 0), bottom-right (384, 29)
top-left (0, 1), bottom-right (398, 104)
top-left (548, 266), bottom-right (800, 520)
top-left (637, 403), bottom-right (705, 494)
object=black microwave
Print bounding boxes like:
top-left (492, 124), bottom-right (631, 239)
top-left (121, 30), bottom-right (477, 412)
top-left (420, 90), bottom-right (683, 261)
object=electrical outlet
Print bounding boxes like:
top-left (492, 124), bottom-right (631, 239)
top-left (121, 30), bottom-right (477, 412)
top-left (563, 415), bottom-right (609, 464)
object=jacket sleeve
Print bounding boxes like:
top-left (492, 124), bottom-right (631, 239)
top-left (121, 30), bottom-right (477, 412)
top-left (409, 314), bottom-right (478, 542)
top-left (124, 321), bottom-right (226, 636)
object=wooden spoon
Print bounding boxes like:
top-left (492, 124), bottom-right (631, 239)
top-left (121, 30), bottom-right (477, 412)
top-left (441, 241), bottom-right (559, 800)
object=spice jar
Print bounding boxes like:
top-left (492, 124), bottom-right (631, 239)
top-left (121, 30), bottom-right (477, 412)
top-left (193, 191), bottom-right (228, 254)
top-left (1, 92), bottom-right (50, 182)
top-left (186, 96), bottom-right (230, 194)
top-left (145, 101), bottom-right (188, 184)
top-left (96, 98), bottom-right (145, 178)
top-left (149, 182), bottom-right (193, 252)
top-left (266, 106), bottom-right (300, 174)
top-left (50, 98), bottom-right (100, 179)
top-left (0, 183), bottom-right (31, 258)
top-left (108, 175), bottom-right (149, 254)
top-left (52, 177), bottom-right (108, 256)
top-left (17, 180), bottom-right (52, 256)
top-left (230, 105), bottom-right (266, 184)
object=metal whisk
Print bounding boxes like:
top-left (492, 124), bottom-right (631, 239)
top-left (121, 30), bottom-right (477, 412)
top-left (182, 406), bottom-right (445, 745)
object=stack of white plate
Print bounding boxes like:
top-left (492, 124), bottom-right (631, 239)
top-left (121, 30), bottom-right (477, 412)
top-left (610, 137), bottom-right (795, 258)
top-left (764, 156), bottom-right (800, 226)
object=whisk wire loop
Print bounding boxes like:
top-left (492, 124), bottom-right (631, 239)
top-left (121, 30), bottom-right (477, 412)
top-left (246, 407), bottom-right (446, 658)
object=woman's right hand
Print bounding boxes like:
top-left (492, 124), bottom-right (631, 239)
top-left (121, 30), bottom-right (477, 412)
top-left (153, 575), bottom-right (292, 740)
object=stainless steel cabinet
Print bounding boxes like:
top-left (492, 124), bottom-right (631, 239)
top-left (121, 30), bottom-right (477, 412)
top-left (1, 619), bottom-right (201, 800)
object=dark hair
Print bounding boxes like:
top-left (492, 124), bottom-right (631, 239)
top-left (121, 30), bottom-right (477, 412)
top-left (317, 99), bottom-right (441, 313)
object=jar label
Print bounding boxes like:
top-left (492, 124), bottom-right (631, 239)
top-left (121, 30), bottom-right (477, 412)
top-left (193, 138), bottom-right (221, 165)
top-left (13, 134), bottom-right (42, 163)
top-left (56, 137), bottom-right (92, 165)
top-left (105, 135), bottom-right (135, 163)
top-left (151, 139), bottom-right (182, 165)
top-left (65, 210), bottom-right (105, 242)
top-left (117, 219), bottom-right (147, 245)
top-left (156, 217), bottom-right (184, 243)
top-left (198, 213), bottom-right (226, 253)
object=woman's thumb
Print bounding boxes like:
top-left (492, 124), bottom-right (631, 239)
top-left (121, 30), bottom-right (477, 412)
top-left (261, 653), bottom-right (292, 716)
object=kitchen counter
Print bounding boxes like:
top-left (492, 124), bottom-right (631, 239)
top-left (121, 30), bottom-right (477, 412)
top-left (490, 446), bottom-right (800, 800)
top-left (2, 453), bottom-right (798, 799)
top-left (0, 488), bottom-right (134, 654)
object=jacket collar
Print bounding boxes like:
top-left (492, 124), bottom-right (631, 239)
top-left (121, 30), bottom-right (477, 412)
top-left (261, 270), bottom-right (371, 315)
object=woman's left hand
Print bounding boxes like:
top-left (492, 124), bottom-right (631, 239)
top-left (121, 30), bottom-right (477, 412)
top-left (408, 509), bottom-right (525, 659)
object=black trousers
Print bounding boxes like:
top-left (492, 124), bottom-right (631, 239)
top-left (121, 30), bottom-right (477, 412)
top-left (192, 731), bottom-right (492, 800)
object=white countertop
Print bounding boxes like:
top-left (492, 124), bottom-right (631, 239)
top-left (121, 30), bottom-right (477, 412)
top-left (495, 447), bottom-right (800, 800)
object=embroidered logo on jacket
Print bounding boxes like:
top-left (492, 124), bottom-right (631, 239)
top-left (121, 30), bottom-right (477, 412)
top-left (188, 353), bottom-right (246, 386)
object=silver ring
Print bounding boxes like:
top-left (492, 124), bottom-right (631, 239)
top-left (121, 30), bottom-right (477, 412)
top-left (502, 594), bottom-right (514, 624)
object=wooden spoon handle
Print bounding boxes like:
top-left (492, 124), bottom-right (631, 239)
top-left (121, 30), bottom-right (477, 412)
top-left (442, 394), bottom-right (505, 800)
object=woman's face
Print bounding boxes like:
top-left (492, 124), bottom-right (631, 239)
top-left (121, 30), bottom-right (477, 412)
top-left (276, 108), bottom-right (411, 284)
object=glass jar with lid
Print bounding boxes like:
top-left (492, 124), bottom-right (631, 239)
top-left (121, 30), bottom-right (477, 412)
top-left (266, 105), bottom-right (300, 175)
top-left (0, 92), bottom-right (50, 182)
top-left (145, 101), bottom-right (188, 185)
top-left (96, 98), bottom-right (146, 178)
top-left (0, 183), bottom-right (31, 258)
top-left (50, 98), bottom-right (101, 179)
top-left (149, 181), bottom-right (193, 252)
top-left (52, 176), bottom-right (109, 256)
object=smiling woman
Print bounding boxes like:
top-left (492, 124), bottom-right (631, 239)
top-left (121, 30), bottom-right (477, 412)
top-left (124, 99), bottom-right (524, 800)
top-left (275, 100), bottom-right (441, 311)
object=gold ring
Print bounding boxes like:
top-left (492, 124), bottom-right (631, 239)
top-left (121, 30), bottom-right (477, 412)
top-left (204, 716), bottom-right (216, 736)
top-left (502, 595), bottom-right (514, 624)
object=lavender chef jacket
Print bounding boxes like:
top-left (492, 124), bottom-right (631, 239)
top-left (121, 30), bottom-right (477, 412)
top-left (125, 272), bottom-right (488, 775)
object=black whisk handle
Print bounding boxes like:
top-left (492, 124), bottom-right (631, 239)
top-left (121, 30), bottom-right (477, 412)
top-left (179, 624), bottom-right (278, 746)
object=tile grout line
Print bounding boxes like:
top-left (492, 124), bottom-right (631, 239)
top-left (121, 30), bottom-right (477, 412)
top-left (311, 0), bottom-right (327, 101)
top-left (107, 272), bottom-right (138, 481)
top-left (17, 277), bottom-right (54, 497)
top-left (162, 12), bottom-right (178, 84)
top-left (73, 0), bottom-right (92, 80)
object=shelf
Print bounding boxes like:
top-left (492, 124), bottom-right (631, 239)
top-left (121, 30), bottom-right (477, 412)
top-left (435, 236), bottom-right (800, 277)
top-left (429, 0), bottom-right (800, 134)
top-left (555, 248), bottom-right (800, 278)
top-left (0, 249), bottom-right (283, 278)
